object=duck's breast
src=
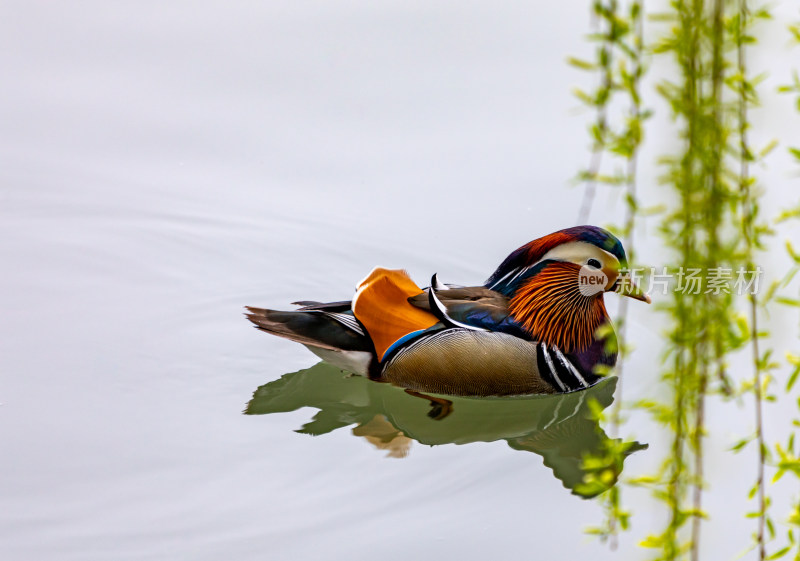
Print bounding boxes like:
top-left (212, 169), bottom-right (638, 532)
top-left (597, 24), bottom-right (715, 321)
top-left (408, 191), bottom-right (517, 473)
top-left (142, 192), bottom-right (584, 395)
top-left (380, 329), bottom-right (556, 396)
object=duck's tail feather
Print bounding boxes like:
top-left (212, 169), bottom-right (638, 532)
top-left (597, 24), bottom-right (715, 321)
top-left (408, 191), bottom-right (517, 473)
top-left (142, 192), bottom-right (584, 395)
top-left (245, 306), bottom-right (372, 353)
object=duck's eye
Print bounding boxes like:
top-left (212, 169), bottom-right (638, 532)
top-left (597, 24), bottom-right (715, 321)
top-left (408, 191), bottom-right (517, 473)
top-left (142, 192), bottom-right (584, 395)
top-left (587, 258), bottom-right (602, 269)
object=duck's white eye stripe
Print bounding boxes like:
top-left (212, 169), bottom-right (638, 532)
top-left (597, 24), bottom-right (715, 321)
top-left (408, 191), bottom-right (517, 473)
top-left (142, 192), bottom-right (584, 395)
top-left (539, 241), bottom-right (620, 269)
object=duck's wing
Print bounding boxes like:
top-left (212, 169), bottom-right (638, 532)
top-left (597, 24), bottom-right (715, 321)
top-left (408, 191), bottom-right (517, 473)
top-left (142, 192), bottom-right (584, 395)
top-left (245, 306), bottom-right (371, 352)
top-left (292, 300), bottom-right (353, 311)
top-left (407, 279), bottom-right (511, 331)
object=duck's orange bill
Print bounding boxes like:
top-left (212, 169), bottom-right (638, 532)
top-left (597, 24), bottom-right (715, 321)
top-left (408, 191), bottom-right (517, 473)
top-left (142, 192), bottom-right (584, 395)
top-left (352, 268), bottom-right (438, 361)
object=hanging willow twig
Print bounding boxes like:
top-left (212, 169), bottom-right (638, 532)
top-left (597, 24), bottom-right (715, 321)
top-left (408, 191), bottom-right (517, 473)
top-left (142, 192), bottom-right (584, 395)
top-left (573, 0), bottom-right (620, 225)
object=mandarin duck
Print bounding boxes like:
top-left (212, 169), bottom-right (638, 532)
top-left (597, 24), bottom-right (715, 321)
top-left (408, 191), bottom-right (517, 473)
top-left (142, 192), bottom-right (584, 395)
top-left (246, 226), bottom-right (650, 396)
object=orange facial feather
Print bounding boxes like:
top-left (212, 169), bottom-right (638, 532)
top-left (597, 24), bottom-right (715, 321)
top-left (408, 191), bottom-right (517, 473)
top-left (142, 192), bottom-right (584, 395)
top-left (508, 262), bottom-right (608, 353)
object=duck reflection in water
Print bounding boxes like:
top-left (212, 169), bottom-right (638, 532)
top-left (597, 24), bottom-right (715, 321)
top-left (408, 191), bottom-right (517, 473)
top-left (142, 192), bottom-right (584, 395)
top-left (246, 362), bottom-right (647, 498)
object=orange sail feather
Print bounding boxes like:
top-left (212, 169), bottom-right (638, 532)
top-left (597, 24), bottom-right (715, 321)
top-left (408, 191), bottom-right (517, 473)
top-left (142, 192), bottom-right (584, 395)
top-left (352, 268), bottom-right (438, 361)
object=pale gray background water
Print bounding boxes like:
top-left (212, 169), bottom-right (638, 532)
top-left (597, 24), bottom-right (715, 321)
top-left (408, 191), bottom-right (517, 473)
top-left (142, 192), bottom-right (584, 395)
top-left (2, 2), bottom-right (799, 560)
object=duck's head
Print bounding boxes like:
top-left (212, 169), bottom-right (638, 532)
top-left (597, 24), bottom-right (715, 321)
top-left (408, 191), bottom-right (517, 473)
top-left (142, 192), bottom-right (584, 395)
top-left (485, 226), bottom-right (650, 353)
